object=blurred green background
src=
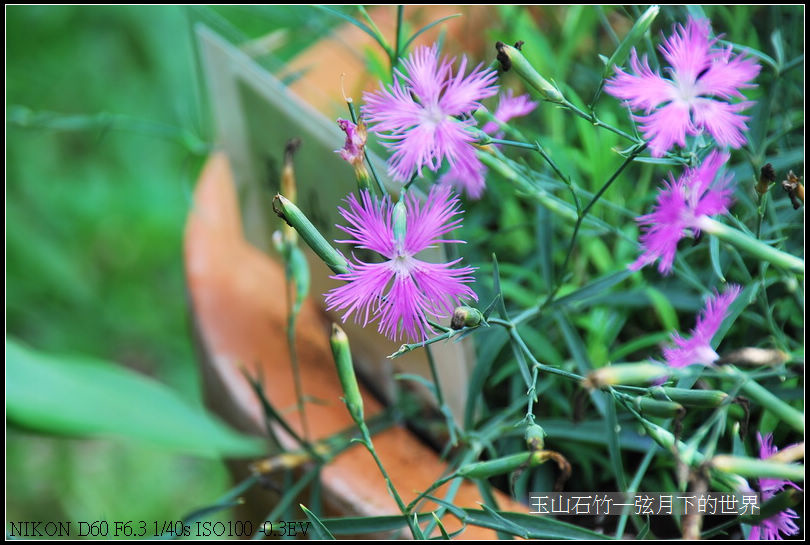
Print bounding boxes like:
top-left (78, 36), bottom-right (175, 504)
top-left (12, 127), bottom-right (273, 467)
top-left (6, 5), bottom-right (340, 526)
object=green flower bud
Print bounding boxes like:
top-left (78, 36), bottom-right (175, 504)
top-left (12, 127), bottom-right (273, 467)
top-left (392, 198), bottom-right (407, 245)
top-left (525, 424), bottom-right (547, 451)
top-left (273, 194), bottom-right (349, 275)
top-left (583, 363), bottom-right (670, 389)
top-left (715, 347), bottom-right (789, 367)
top-left (633, 396), bottom-right (685, 418)
top-left (329, 324), bottom-right (364, 424)
top-left (450, 306), bottom-right (484, 330)
top-left (495, 41), bottom-right (564, 104)
top-left (711, 455), bottom-right (804, 483)
top-left (652, 387), bottom-right (728, 408)
top-left (456, 452), bottom-right (531, 479)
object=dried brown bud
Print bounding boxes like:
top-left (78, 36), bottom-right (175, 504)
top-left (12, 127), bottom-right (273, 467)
top-left (756, 163), bottom-right (776, 196)
top-left (495, 41), bottom-right (511, 71)
top-left (782, 170), bottom-right (804, 209)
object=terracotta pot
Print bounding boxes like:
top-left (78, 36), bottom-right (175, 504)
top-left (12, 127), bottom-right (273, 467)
top-left (185, 152), bottom-right (527, 539)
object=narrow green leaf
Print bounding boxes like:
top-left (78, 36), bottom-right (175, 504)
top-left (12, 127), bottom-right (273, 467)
top-left (536, 204), bottom-right (554, 289)
top-left (401, 14), bottom-right (461, 53)
top-left (709, 235), bottom-right (726, 282)
top-left (605, 393), bottom-right (628, 491)
top-left (299, 505), bottom-right (335, 540)
top-left (539, 418), bottom-right (653, 452)
top-left (552, 269), bottom-right (633, 310)
top-left (306, 514), bottom-right (430, 536)
top-left (635, 517), bottom-right (651, 539)
top-left (711, 283), bottom-right (756, 348)
top-left (603, 5), bottom-right (659, 77)
top-left (431, 512), bottom-right (451, 540)
top-left (479, 503), bottom-right (529, 539)
top-left (394, 373), bottom-right (437, 397)
top-left (6, 338), bottom-right (266, 457)
top-left (482, 293), bottom-right (501, 320)
top-left (315, 6), bottom-right (391, 57)
top-left (770, 29), bottom-right (785, 68)
top-left (441, 505), bottom-right (613, 539)
top-left (553, 312), bottom-right (606, 415)
top-left (491, 254), bottom-right (509, 319)
top-left (644, 286), bottom-right (679, 332)
top-left (509, 332), bottom-right (534, 389)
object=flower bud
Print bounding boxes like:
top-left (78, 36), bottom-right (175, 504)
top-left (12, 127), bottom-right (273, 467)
top-left (273, 194), bottom-right (349, 275)
top-left (392, 198), bottom-right (407, 245)
top-left (583, 363), bottom-right (670, 389)
top-left (336, 118), bottom-right (372, 192)
top-left (525, 424), bottom-right (547, 451)
top-left (450, 306), bottom-right (483, 330)
top-left (711, 455), bottom-right (804, 482)
top-left (782, 170), bottom-right (804, 209)
top-left (633, 396), bottom-right (685, 418)
top-left (456, 452), bottom-right (531, 479)
top-left (715, 347), bottom-right (789, 367)
top-left (329, 324), bottom-right (364, 424)
top-left (755, 163), bottom-right (776, 196)
top-left (651, 386), bottom-right (728, 408)
top-left (495, 41), bottom-right (564, 104)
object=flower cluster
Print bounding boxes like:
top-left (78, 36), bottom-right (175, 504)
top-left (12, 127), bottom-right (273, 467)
top-left (363, 44), bottom-right (498, 185)
top-left (324, 186), bottom-right (476, 342)
top-left (605, 16), bottom-right (760, 157)
top-left (662, 284), bottom-right (741, 369)
top-left (749, 433), bottom-right (802, 540)
top-left (630, 150), bottom-right (734, 275)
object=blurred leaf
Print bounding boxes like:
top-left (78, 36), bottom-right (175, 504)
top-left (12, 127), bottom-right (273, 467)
top-left (6, 338), bottom-right (266, 457)
top-left (315, 6), bottom-right (391, 56)
top-left (643, 286), bottom-right (679, 332)
top-left (709, 235), bottom-right (726, 282)
top-left (427, 499), bottom-right (613, 540)
top-left (400, 14), bottom-right (461, 53)
top-left (299, 505), bottom-right (335, 540)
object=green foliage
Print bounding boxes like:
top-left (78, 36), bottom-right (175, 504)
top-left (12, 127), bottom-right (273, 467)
top-left (7, 339), bottom-right (267, 456)
top-left (6, 4), bottom-right (804, 540)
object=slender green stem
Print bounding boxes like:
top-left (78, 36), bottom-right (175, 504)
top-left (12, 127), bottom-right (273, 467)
top-left (509, 327), bottom-right (585, 382)
top-left (284, 263), bottom-right (309, 440)
top-left (405, 472), bottom-right (457, 512)
top-left (721, 366), bottom-right (804, 434)
top-left (484, 128), bottom-right (582, 213)
top-left (699, 217), bottom-right (804, 274)
top-left (357, 421), bottom-right (420, 538)
top-left (392, 5), bottom-right (404, 77)
top-left (780, 53), bottom-right (804, 74)
top-left (388, 328), bottom-right (461, 358)
top-left (546, 142), bottom-right (647, 307)
top-left (615, 448), bottom-right (656, 538)
top-left (402, 171), bottom-right (419, 192)
top-left (560, 97), bottom-right (640, 143)
top-left (425, 346), bottom-right (445, 406)
top-left (426, 345), bottom-right (460, 447)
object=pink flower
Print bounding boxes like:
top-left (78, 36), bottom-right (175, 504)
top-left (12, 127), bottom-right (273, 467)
top-left (336, 118), bottom-right (366, 167)
top-left (748, 433), bottom-right (802, 540)
top-left (662, 284), bottom-right (741, 368)
top-left (324, 186), bottom-right (476, 342)
top-left (440, 90), bottom-right (538, 199)
top-left (363, 44), bottom-right (498, 183)
top-left (631, 150), bottom-right (734, 275)
top-left (605, 17), bottom-right (760, 157)
top-left (481, 89), bottom-right (539, 139)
